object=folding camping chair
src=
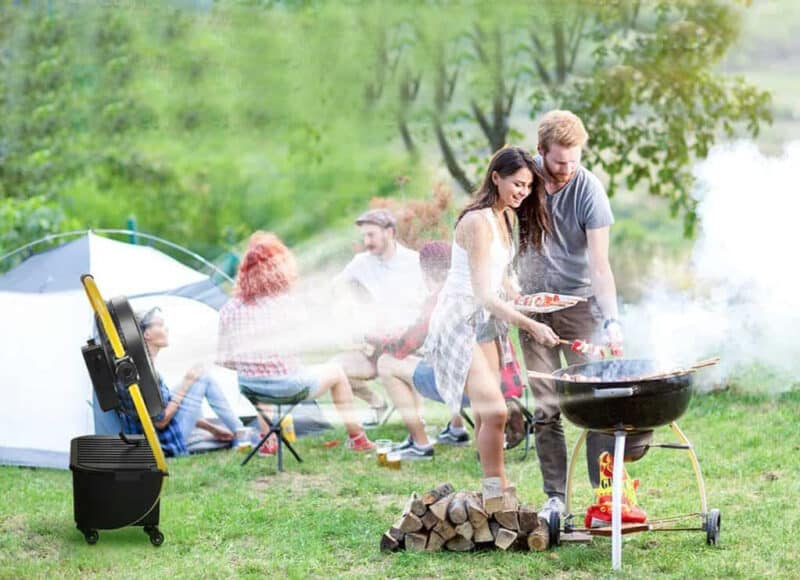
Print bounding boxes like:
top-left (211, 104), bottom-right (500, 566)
top-left (239, 385), bottom-right (307, 472)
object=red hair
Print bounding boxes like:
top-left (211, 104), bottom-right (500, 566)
top-left (235, 232), bottom-right (298, 303)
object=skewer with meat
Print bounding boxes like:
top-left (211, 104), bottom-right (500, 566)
top-left (570, 339), bottom-right (608, 358)
top-left (563, 338), bottom-right (623, 358)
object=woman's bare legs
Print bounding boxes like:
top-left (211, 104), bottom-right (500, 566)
top-left (309, 362), bottom-right (362, 437)
top-left (465, 341), bottom-right (507, 487)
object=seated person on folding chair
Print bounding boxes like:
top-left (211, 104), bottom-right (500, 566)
top-left (332, 208), bottom-right (427, 425)
top-left (371, 241), bottom-right (469, 460)
top-left (116, 306), bottom-right (248, 457)
top-left (216, 231), bottom-right (375, 454)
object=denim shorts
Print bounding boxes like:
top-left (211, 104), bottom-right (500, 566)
top-left (238, 372), bottom-right (322, 400)
top-left (412, 360), bottom-right (469, 406)
top-left (475, 318), bottom-right (503, 343)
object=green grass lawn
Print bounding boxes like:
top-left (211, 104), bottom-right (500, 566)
top-left (1, 389), bottom-right (798, 578)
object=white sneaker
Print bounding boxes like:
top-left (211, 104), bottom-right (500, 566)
top-left (538, 496), bottom-right (566, 520)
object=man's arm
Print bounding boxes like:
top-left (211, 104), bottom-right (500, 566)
top-left (373, 299), bottom-right (433, 359)
top-left (586, 226), bottom-right (619, 322)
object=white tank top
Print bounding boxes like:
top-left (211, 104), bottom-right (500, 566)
top-left (442, 208), bottom-right (514, 298)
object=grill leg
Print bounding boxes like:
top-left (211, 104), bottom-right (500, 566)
top-left (669, 422), bottom-right (708, 516)
top-left (565, 429), bottom-right (588, 516)
top-left (612, 430), bottom-right (627, 571)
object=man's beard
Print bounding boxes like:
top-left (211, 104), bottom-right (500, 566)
top-left (543, 158), bottom-right (573, 185)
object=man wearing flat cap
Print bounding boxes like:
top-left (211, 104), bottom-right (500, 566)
top-left (334, 208), bottom-right (426, 424)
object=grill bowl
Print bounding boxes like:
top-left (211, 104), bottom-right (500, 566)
top-left (553, 359), bottom-right (692, 432)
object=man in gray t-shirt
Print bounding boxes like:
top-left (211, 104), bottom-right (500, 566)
top-left (521, 161), bottom-right (614, 297)
top-left (517, 110), bottom-right (630, 522)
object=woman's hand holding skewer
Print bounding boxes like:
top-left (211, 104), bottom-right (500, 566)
top-left (523, 318), bottom-right (560, 347)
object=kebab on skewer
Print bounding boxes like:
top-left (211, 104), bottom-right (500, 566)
top-left (529, 356), bottom-right (721, 382)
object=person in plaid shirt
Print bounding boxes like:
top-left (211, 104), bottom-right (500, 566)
top-left (217, 231), bottom-right (374, 452)
top-left (118, 306), bottom-right (247, 458)
top-left (423, 147), bottom-right (559, 489)
top-left (118, 373), bottom-right (187, 458)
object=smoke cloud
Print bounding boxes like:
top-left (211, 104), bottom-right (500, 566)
top-left (623, 141), bottom-right (800, 391)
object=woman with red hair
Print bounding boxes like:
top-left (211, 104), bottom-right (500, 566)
top-left (217, 231), bottom-right (374, 452)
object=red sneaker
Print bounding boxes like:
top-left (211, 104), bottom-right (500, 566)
top-left (345, 431), bottom-right (375, 452)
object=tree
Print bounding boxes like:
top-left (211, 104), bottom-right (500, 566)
top-left (366, 0), bottom-right (771, 234)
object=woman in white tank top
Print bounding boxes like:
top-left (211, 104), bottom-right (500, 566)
top-left (424, 147), bottom-right (559, 490)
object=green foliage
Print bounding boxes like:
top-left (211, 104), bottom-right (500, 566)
top-left (0, 195), bottom-right (78, 261)
top-left (566, 0), bottom-right (773, 236)
top-left (0, 1), bottom-right (426, 258)
top-left (0, 0), bottom-right (773, 264)
top-left (362, 0), bottom-right (772, 235)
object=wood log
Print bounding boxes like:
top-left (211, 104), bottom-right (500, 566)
top-left (411, 501), bottom-right (427, 517)
top-left (398, 512), bottom-right (423, 534)
top-left (527, 525), bottom-right (549, 551)
top-left (425, 531), bottom-right (446, 552)
top-left (380, 532), bottom-right (400, 552)
top-left (433, 519), bottom-right (457, 541)
top-left (465, 493), bottom-right (488, 527)
top-left (429, 493), bottom-right (454, 521)
top-left (472, 521), bottom-right (494, 543)
top-left (421, 510), bottom-right (439, 530)
top-left (489, 521), bottom-right (500, 539)
top-left (447, 494), bottom-right (469, 525)
top-left (405, 532), bottom-right (428, 552)
top-left (404, 492), bottom-right (427, 517)
top-left (388, 519), bottom-right (405, 541)
top-left (502, 486), bottom-right (519, 510)
top-left (513, 531), bottom-right (531, 551)
top-left (494, 510), bottom-right (519, 531)
top-left (517, 507), bottom-right (539, 534)
top-left (422, 483), bottom-right (455, 505)
top-left (494, 528), bottom-right (518, 551)
top-left (482, 477), bottom-right (504, 515)
top-left (454, 521), bottom-right (474, 541)
top-left (445, 535), bottom-right (474, 552)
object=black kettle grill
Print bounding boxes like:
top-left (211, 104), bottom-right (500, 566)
top-left (531, 357), bottom-right (721, 571)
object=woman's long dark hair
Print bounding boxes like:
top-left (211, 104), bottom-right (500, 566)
top-left (517, 166), bottom-right (551, 254)
top-left (457, 146), bottom-right (550, 252)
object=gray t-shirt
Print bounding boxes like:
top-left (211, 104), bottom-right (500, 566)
top-left (518, 157), bottom-right (614, 297)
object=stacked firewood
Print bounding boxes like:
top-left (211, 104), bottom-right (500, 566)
top-left (380, 481), bottom-right (550, 553)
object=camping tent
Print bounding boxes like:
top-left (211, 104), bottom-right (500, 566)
top-left (0, 231), bottom-right (255, 469)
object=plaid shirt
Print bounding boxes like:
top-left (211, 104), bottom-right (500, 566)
top-left (118, 375), bottom-right (188, 457)
top-left (423, 293), bottom-right (483, 413)
top-left (372, 292), bottom-right (439, 359)
top-left (217, 294), bottom-right (301, 377)
top-left (424, 296), bottom-right (525, 410)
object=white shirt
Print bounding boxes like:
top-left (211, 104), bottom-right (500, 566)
top-left (442, 208), bottom-right (513, 298)
top-left (337, 242), bottom-right (425, 330)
